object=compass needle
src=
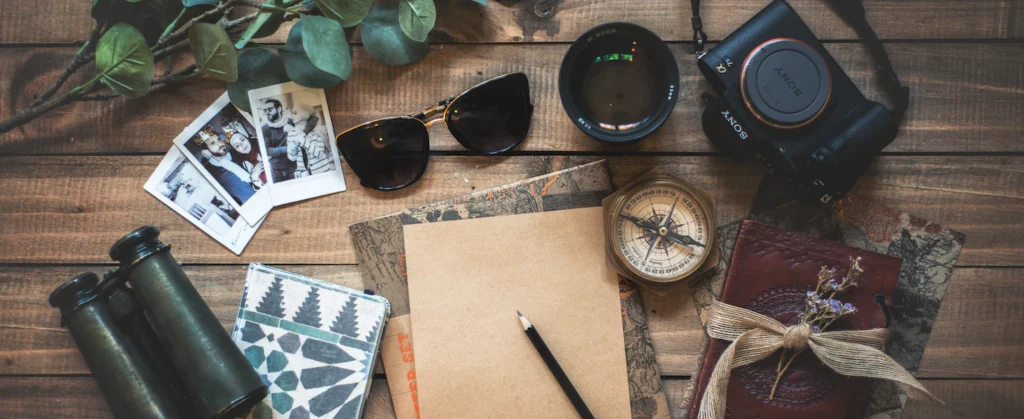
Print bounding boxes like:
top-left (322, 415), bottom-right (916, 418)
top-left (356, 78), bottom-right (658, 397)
top-left (606, 172), bottom-right (716, 291)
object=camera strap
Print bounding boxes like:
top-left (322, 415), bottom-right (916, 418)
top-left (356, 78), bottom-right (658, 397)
top-left (690, 0), bottom-right (910, 119)
top-left (691, 0), bottom-right (708, 56)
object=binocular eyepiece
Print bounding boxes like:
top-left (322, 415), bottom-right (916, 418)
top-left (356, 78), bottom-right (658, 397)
top-left (50, 226), bottom-right (267, 419)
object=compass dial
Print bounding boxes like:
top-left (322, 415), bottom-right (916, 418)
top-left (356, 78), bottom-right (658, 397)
top-left (611, 182), bottom-right (712, 282)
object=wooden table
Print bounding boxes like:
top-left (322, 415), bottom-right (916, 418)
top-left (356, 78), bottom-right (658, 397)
top-left (1, 1), bottom-right (1021, 418)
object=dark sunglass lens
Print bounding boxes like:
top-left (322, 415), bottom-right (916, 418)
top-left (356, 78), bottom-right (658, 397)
top-left (446, 73), bottom-right (532, 154)
top-left (337, 118), bottom-right (429, 190)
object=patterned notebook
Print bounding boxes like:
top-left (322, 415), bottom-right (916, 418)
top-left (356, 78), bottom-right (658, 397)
top-left (231, 264), bottom-right (391, 419)
top-left (349, 160), bottom-right (671, 419)
top-left (679, 179), bottom-right (966, 419)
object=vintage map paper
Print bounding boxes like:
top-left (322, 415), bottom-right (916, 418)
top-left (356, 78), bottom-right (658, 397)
top-left (404, 208), bottom-right (631, 418)
top-left (349, 161), bottom-right (670, 419)
top-left (679, 181), bottom-right (966, 419)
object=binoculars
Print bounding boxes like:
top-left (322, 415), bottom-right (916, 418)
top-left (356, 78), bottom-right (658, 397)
top-left (49, 226), bottom-right (267, 419)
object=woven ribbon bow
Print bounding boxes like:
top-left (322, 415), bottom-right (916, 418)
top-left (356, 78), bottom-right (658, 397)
top-left (697, 301), bottom-right (942, 419)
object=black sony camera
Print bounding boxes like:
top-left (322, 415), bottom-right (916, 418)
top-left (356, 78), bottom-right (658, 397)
top-left (693, 0), bottom-right (910, 203)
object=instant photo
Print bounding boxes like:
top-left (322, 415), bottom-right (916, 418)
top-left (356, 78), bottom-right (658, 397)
top-left (173, 93), bottom-right (273, 223)
top-left (249, 82), bottom-right (346, 206)
top-left (144, 147), bottom-right (263, 254)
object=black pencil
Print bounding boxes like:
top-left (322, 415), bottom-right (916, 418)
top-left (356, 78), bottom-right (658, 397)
top-left (517, 311), bottom-right (595, 419)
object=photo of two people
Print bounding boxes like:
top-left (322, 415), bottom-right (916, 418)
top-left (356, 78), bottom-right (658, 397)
top-left (179, 105), bottom-right (265, 205)
top-left (254, 92), bottom-right (336, 183)
top-left (174, 93), bottom-right (274, 223)
top-left (249, 82), bottom-right (346, 206)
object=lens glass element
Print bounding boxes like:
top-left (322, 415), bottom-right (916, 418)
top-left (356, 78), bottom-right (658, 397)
top-left (337, 118), bottom-right (429, 190)
top-left (578, 44), bottom-right (662, 130)
top-left (559, 23), bottom-right (679, 143)
top-left (446, 73), bottom-right (532, 154)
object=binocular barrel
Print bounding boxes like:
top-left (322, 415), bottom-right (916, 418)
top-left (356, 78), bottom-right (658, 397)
top-left (49, 273), bottom-right (181, 418)
top-left (51, 226), bottom-right (267, 419)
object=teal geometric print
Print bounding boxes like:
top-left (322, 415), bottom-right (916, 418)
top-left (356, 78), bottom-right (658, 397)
top-left (231, 264), bottom-right (390, 419)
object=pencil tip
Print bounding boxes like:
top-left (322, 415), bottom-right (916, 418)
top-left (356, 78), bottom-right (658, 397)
top-left (516, 310), bottom-right (523, 317)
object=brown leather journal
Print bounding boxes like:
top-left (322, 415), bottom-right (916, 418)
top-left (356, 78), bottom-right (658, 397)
top-left (689, 220), bottom-right (902, 419)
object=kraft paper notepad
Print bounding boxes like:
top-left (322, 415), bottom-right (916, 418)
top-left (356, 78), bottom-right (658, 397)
top-left (403, 207), bottom-right (631, 419)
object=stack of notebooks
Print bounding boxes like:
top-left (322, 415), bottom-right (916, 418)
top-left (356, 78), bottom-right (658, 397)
top-left (349, 161), bottom-right (671, 419)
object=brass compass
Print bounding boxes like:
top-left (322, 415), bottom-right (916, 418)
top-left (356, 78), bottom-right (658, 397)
top-left (603, 169), bottom-right (717, 293)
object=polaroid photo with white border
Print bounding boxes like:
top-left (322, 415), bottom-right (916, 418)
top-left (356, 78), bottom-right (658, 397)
top-left (248, 82), bottom-right (346, 206)
top-left (145, 147), bottom-right (264, 255)
top-left (172, 93), bottom-right (273, 224)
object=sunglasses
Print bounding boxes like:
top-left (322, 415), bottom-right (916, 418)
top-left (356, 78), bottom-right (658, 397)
top-left (336, 73), bottom-right (533, 190)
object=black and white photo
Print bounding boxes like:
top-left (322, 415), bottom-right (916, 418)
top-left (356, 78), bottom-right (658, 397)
top-left (145, 147), bottom-right (263, 254)
top-left (173, 93), bottom-right (273, 223)
top-left (249, 82), bottom-right (346, 206)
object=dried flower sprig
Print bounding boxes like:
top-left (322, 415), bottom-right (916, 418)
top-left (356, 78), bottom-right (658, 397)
top-left (769, 256), bottom-right (864, 400)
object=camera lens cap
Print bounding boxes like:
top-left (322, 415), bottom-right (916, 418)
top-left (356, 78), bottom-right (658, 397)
top-left (559, 22), bottom-right (679, 143)
top-left (741, 38), bottom-right (831, 129)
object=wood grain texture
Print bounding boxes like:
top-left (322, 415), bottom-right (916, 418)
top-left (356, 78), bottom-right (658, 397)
top-left (1, 155), bottom-right (1018, 264)
top-left (2, 265), bottom-right (1021, 378)
top-left (3, 42), bottom-right (1023, 155)
top-left (0, 376), bottom-right (1018, 419)
top-left (0, 377), bottom-right (398, 419)
top-left (0, 0), bottom-right (1018, 45)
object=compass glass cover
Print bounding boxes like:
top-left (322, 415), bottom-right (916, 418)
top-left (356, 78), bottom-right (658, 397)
top-left (612, 183), bottom-right (711, 281)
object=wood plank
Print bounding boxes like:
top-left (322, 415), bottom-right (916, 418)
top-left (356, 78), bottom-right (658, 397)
top-left (0, 376), bottom-right (397, 419)
top-left (0, 0), bottom-right (1017, 45)
top-left (659, 378), bottom-right (1024, 419)
top-left (3, 42), bottom-right (1023, 154)
top-left (0, 155), bottom-right (1018, 264)
top-left (3, 265), bottom-right (1021, 378)
top-left (0, 376), bottom-right (1019, 419)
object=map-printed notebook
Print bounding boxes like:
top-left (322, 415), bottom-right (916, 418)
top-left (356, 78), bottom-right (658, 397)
top-left (231, 264), bottom-right (391, 419)
top-left (349, 160), bottom-right (671, 419)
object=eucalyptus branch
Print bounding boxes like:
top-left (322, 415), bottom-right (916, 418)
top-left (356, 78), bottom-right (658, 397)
top-left (28, 26), bottom-right (102, 108)
top-left (0, 1), bottom-right (266, 135)
top-left (239, 0), bottom-right (295, 13)
top-left (155, 0), bottom-right (240, 51)
top-left (80, 93), bottom-right (121, 101)
top-left (153, 64), bottom-right (200, 85)
top-left (157, 8), bottom-right (190, 46)
top-left (0, 0), bottom-right (383, 136)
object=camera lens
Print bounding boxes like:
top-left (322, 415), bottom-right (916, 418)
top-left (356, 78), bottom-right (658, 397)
top-left (740, 38), bottom-right (832, 129)
top-left (559, 22), bottom-right (679, 143)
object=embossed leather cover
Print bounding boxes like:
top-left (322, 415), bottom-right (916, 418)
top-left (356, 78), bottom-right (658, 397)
top-left (689, 220), bottom-right (901, 419)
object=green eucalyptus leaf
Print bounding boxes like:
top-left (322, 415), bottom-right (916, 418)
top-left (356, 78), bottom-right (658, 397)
top-left (313, 0), bottom-right (373, 27)
top-left (398, 0), bottom-right (436, 43)
top-left (361, 2), bottom-right (429, 66)
top-left (183, 0), bottom-right (219, 7)
top-left (301, 16), bottom-right (351, 80)
top-left (279, 19), bottom-right (346, 88)
top-left (126, 0), bottom-right (142, 3)
top-left (188, 23), bottom-right (238, 82)
top-left (95, 23), bottom-right (154, 98)
top-left (228, 49), bottom-right (290, 113)
top-left (469, 0), bottom-right (487, 6)
top-left (235, 0), bottom-right (284, 49)
top-left (279, 51), bottom-right (342, 88)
